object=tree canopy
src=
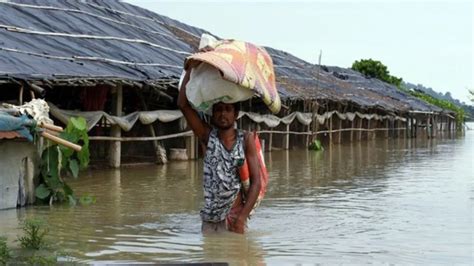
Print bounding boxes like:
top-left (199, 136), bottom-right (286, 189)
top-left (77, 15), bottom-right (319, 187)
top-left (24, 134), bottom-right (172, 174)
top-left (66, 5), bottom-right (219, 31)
top-left (351, 59), bottom-right (402, 87)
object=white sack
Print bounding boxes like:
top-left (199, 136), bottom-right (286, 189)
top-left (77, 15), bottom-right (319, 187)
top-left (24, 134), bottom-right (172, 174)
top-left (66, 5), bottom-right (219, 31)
top-left (183, 63), bottom-right (254, 114)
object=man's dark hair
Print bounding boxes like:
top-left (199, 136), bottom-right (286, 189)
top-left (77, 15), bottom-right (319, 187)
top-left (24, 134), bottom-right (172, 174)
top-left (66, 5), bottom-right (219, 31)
top-left (211, 102), bottom-right (241, 116)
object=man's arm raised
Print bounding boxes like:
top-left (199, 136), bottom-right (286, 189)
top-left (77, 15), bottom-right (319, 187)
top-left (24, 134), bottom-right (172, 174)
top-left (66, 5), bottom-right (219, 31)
top-left (177, 69), bottom-right (211, 144)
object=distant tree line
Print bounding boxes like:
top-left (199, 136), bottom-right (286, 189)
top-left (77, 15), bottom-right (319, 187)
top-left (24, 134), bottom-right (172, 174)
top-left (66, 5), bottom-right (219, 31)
top-left (351, 58), bottom-right (473, 123)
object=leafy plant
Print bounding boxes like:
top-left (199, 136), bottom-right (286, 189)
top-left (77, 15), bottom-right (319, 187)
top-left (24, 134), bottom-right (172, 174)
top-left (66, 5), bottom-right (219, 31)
top-left (0, 237), bottom-right (11, 265)
top-left (26, 253), bottom-right (57, 266)
top-left (308, 139), bottom-right (324, 151)
top-left (35, 117), bottom-right (90, 205)
top-left (18, 219), bottom-right (49, 250)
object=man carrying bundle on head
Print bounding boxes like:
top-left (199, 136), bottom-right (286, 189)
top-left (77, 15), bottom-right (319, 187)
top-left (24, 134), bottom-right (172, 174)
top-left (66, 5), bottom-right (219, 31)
top-left (178, 34), bottom-right (280, 234)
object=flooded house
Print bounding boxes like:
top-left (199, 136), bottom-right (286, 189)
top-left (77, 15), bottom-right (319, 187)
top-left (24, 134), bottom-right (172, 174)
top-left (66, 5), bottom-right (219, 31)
top-left (0, 0), bottom-right (457, 173)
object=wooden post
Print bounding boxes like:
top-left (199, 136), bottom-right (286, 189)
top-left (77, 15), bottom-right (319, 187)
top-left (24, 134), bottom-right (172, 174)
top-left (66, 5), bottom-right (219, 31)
top-left (405, 117), bottom-right (409, 139)
top-left (448, 117), bottom-right (452, 137)
top-left (269, 129), bottom-right (273, 152)
top-left (452, 117), bottom-right (456, 135)
top-left (186, 135), bottom-right (196, 160)
top-left (19, 85), bottom-right (24, 105)
top-left (329, 114), bottom-right (333, 144)
top-left (367, 119), bottom-right (371, 140)
top-left (414, 117), bottom-right (418, 138)
top-left (285, 123), bottom-right (290, 150)
top-left (350, 118), bottom-right (355, 142)
top-left (337, 115), bottom-right (342, 144)
top-left (137, 88), bottom-right (167, 163)
top-left (385, 119), bottom-right (389, 138)
top-left (426, 115), bottom-right (430, 138)
top-left (306, 124), bottom-right (311, 147)
top-left (439, 115), bottom-right (443, 133)
top-left (395, 119), bottom-right (399, 138)
top-left (357, 117), bottom-right (362, 141)
top-left (109, 84), bottom-right (122, 168)
top-left (312, 102), bottom-right (320, 145)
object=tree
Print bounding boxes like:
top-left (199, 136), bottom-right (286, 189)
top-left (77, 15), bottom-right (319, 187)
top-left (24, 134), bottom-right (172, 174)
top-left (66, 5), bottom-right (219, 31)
top-left (469, 89), bottom-right (474, 103)
top-left (351, 58), bottom-right (402, 87)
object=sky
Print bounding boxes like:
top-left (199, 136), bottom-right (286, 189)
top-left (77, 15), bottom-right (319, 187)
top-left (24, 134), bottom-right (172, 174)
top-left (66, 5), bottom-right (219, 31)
top-left (124, 0), bottom-right (473, 104)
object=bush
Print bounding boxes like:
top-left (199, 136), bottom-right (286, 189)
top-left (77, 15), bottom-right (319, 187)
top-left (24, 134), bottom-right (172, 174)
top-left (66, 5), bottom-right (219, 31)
top-left (0, 237), bottom-right (11, 265)
top-left (18, 219), bottom-right (49, 250)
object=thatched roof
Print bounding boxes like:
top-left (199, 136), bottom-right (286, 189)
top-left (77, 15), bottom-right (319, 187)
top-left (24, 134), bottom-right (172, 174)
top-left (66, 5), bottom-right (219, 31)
top-left (0, 0), bottom-right (443, 114)
top-left (0, 0), bottom-right (202, 86)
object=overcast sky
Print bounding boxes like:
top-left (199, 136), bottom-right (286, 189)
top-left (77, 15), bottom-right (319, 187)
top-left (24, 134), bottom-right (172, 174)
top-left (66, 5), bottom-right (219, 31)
top-left (124, 0), bottom-right (473, 104)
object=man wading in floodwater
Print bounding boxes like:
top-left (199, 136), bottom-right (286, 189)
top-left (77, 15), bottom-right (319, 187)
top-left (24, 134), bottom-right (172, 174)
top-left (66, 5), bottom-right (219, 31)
top-left (178, 70), bottom-right (261, 234)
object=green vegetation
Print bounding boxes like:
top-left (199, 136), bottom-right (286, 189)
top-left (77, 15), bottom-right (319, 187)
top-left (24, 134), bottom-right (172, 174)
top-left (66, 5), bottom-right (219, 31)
top-left (400, 86), bottom-right (465, 128)
top-left (36, 117), bottom-right (91, 206)
top-left (352, 58), bottom-right (467, 125)
top-left (308, 139), bottom-right (324, 151)
top-left (1, 218), bottom-right (69, 265)
top-left (0, 237), bottom-right (11, 265)
top-left (469, 89), bottom-right (474, 103)
top-left (351, 58), bottom-right (403, 87)
top-left (18, 219), bottom-right (49, 250)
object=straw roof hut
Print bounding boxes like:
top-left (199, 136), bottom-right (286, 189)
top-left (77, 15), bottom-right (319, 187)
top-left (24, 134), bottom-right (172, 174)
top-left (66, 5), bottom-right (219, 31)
top-left (0, 0), bottom-right (456, 167)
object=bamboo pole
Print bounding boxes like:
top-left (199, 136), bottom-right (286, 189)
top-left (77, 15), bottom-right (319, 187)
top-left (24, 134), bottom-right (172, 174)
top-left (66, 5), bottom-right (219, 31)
top-left (350, 118), bottom-right (355, 142)
top-left (137, 87), bottom-right (167, 163)
top-left (19, 85), bottom-right (23, 105)
top-left (357, 117), bottom-right (362, 141)
top-left (306, 124), bottom-right (311, 147)
top-left (405, 117), bottom-right (409, 139)
top-left (426, 115), bottom-right (430, 138)
top-left (285, 123), bottom-right (290, 150)
top-left (38, 122), bottom-right (64, 132)
top-left (41, 131), bottom-right (82, 152)
top-left (367, 119), bottom-right (371, 140)
top-left (268, 128), bottom-right (273, 152)
top-left (90, 130), bottom-right (193, 141)
top-left (329, 114), bottom-right (333, 145)
top-left (395, 119), bottom-right (399, 138)
top-left (109, 84), bottom-right (122, 168)
top-left (337, 116), bottom-right (342, 143)
top-left (29, 83), bottom-right (45, 97)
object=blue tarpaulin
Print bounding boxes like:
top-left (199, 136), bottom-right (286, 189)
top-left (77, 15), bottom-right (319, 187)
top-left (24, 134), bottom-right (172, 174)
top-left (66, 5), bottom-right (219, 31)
top-left (0, 113), bottom-right (35, 141)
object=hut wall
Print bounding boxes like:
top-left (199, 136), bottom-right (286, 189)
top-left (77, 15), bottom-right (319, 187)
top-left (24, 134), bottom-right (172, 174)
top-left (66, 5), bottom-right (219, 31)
top-left (0, 140), bottom-right (38, 210)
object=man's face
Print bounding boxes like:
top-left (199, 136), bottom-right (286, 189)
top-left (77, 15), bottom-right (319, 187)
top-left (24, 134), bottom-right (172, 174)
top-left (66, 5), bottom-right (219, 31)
top-left (211, 102), bottom-right (237, 130)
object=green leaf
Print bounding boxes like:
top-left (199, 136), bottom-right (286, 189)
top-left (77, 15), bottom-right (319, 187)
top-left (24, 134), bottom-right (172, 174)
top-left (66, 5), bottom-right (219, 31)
top-left (70, 117), bottom-right (87, 131)
top-left (41, 147), bottom-right (60, 179)
top-left (67, 195), bottom-right (77, 206)
top-left (63, 183), bottom-right (74, 197)
top-left (35, 184), bottom-right (50, 199)
top-left (69, 159), bottom-right (79, 178)
top-left (79, 194), bottom-right (96, 205)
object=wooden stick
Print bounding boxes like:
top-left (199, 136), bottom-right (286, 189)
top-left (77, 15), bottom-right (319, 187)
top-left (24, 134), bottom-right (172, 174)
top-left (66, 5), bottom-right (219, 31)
top-left (41, 131), bottom-right (82, 152)
top-left (89, 130), bottom-right (193, 141)
top-left (45, 129), bottom-right (60, 136)
top-left (39, 122), bottom-right (64, 132)
top-left (19, 85), bottom-right (23, 105)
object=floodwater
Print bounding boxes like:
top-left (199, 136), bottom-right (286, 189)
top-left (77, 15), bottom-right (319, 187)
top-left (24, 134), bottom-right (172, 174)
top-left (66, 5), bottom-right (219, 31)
top-left (1, 126), bottom-right (473, 264)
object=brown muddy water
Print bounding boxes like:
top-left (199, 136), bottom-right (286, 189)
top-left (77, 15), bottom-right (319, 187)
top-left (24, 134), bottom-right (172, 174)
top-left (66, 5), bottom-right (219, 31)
top-left (1, 127), bottom-right (473, 264)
